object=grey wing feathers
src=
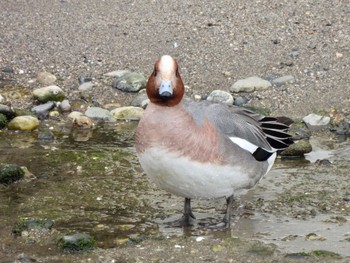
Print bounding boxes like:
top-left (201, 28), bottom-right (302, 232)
top-left (184, 100), bottom-right (293, 151)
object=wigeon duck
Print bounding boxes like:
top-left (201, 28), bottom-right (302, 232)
top-left (135, 55), bottom-right (293, 228)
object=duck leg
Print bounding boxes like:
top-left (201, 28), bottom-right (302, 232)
top-left (181, 197), bottom-right (196, 226)
top-left (209, 195), bottom-right (234, 229)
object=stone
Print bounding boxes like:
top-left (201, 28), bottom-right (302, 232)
top-left (0, 163), bottom-right (25, 185)
top-left (58, 99), bottom-right (71, 112)
top-left (58, 233), bottom-right (95, 251)
top-left (0, 104), bottom-right (14, 118)
top-left (303, 113), bottom-right (330, 130)
top-left (207, 90), bottom-right (234, 105)
top-left (280, 139), bottom-right (312, 157)
top-left (31, 101), bottom-right (55, 116)
top-left (33, 85), bottom-right (65, 103)
top-left (271, 75), bottom-right (295, 86)
top-left (68, 111), bottom-right (84, 120)
top-left (78, 82), bottom-right (94, 92)
top-left (130, 93), bottom-right (149, 108)
top-left (72, 115), bottom-right (94, 129)
top-left (230, 76), bottom-right (272, 93)
top-left (7, 116), bottom-right (40, 131)
top-left (0, 94), bottom-right (4, 103)
top-left (36, 71), bottom-right (57, 85)
top-left (113, 72), bottom-right (146, 92)
top-left (85, 107), bottom-right (116, 122)
top-left (111, 106), bottom-right (144, 120)
top-left (234, 96), bottom-right (248, 106)
top-left (104, 70), bottom-right (131, 78)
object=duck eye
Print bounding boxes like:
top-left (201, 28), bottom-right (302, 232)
top-left (153, 70), bottom-right (157, 77)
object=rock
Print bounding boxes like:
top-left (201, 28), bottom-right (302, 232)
top-left (38, 129), bottom-right (54, 140)
top-left (78, 82), bottom-right (94, 92)
top-left (280, 139), bottom-right (312, 157)
top-left (85, 107), bottom-right (116, 122)
top-left (0, 113), bottom-right (7, 128)
top-left (303, 113), bottom-right (330, 130)
top-left (78, 76), bottom-right (93, 84)
top-left (103, 103), bottom-right (122, 111)
top-left (72, 115), bottom-right (94, 129)
top-left (130, 93), bottom-right (149, 108)
top-left (113, 72), bottom-right (146, 92)
top-left (206, 90), bottom-right (234, 105)
top-left (2, 66), bottom-right (14, 73)
top-left (58, 99), bottom-right (71, 112)
top-left (7, 116), bottom-right (40, 131)
top-left (31, 101), bottom-right (55, 117)
top-left (58, 233), bottom-right (95, 251)
top-left (0, 94), bottom-right (4, 103)
top-left (230, 76), bottom-right (272, 93)
top-left (111, 106), bottom-right (144, 120)
top-left (49, 111), bottom-right (60, 117)
top-left (271, 75), bottom-right (295, 86)
top-left (104, 70), bottom-right (131, 78)
top-left (33, 85), bottom-right (65, 103)
top-left (36, 71), bottom-right (57, 85)
top-left (13, 218), bottom-right (54, 235)
top-left (68, 111), bottom-right (84, 120)
top-left (0, 163), bottom-right (25, 185)
top-left (234, 96), bottom-right (248, 106)
top-left (0, 104), bottom-right (14, 119)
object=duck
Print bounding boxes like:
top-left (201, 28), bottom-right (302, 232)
top-left (135, 55), bottom-right (293, 228)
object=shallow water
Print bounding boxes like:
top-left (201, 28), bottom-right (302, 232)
top-left (0, 122), bottom-right (349, 261)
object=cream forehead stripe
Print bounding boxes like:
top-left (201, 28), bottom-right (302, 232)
top-left (158, 55), bottom-right (176, 79)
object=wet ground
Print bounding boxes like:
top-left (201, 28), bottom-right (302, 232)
top-left (0, 121), bottom-right (350, 262)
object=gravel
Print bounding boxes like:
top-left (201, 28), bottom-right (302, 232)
top-left (1, 0), bottom-right (349, 119)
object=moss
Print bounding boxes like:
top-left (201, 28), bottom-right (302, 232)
top-left (58, 233), bottom-right (95, 251)
top-left (0, 113), bottom-right (7, 128)
top-left (248, 242), bottom-right (275, 256)
top-left (0, 163), bottom-right (25, 185)
top-left (13, 218), bottom-right (54, 235)
top-left (311, 250), bottom-right (342, 259)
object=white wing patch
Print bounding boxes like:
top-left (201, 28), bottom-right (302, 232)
top-left (229, 137), bottom-right (259, 153)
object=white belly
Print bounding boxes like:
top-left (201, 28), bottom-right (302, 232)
top-left (138, 148), bottom-right (265, 199)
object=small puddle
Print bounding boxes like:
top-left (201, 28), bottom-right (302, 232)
top-left (1, 123), bottom-right (350, 261)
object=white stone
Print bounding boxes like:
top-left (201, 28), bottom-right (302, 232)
top-left (230, 76), bottom-right (272, 93)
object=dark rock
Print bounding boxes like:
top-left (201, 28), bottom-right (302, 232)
top-left (31, 101), bottom-right (55, 117)
top-left (0, 164), bottom-right (25, 185)
top-left (2, 66), bottom-right (14, 74)
top-left (280, 139), bottom-right (312, 157)
top-left (234, 96), bottom-right (248, 106)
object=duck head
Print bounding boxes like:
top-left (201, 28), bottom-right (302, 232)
top-left (146, 55), bottom-right (185, 107)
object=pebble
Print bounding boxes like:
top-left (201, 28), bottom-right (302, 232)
top-left (33, 85), bottom-right (65, 103)
top-left (36, 71), bottom-right (57, 85)
top-left (31, 101), bottom-right (55, 117)
top-left (68, 111), bottom-right (84, 120)
top-left (78, 82), bottom-right (94, 92)
top-left (206, 90), bottom-right (234, 105)
top-left (303, 113), bottom-right (330, 130)
top-left (72, 115), bottom-right (94, 129)
top-left (0, 94), bottom-right (4, 103)
top-left (110, 106), bottom-right (144, 120)
top-left (7, 116), bottom-right (40, 131)
top-left (230, 76), bottom-right (272, 93)
top-left (112, 72), bottom-right (146, 92)
top-left (104, 70), bottom-right (130, 78)
top-left (0, 104), bottom-right (14, 118)
top-left (130, 93), bottom-right (150, 108)
top-left (234, 96), bottom-right (248, 106)
top-left (58, 99), bottom-right (71, 112)
top-left (85, 107), bottom-right (116, 122)
top-left (271, 75), bottom-right (295, 86)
